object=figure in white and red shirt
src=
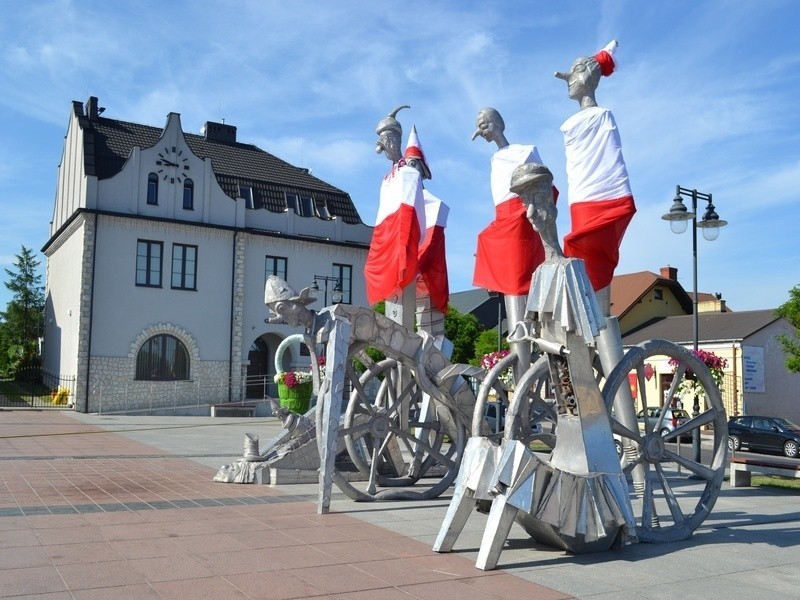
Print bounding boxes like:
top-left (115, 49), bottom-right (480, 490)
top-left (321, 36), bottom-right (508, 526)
top-left (403, 125), bottom-right (449, 318)
top-left (555, 40), bottom-right (636, 311)
top-left (555, 41), bottom-right (641, 479)
top-left (471, 108), bottom-right (558, 383)
top-left (471, 107), bottom-right (554, 297)
top-left (364, 106), bottom-right (426, 324)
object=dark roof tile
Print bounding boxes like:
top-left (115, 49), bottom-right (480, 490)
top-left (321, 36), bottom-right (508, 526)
top-left (622, 309), bottom-right (778, 346)
top-left (76, 108), bottom-right (363, 224)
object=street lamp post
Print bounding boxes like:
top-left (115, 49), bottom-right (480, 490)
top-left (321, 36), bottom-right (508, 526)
top-left (310, 275), bottom-right (343, 306)
top-left (661, 185), bottom-right (727, 462)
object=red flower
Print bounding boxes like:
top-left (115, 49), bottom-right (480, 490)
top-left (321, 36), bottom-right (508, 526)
top-left (669, 349), bottom-right (728, 375)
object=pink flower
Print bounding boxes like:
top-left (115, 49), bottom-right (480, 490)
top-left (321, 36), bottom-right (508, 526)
top-left (284, 372), bottom-right (298, 388)
top-left (669, 349), bottom-right (728, 375)
top-left (481, 350), bottom-right (510, 370)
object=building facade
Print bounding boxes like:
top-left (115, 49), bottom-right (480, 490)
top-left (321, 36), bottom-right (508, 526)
top-left (42, 97), bottom-right (372, 413)
top-left (621, 310), bottom-right (800, 424)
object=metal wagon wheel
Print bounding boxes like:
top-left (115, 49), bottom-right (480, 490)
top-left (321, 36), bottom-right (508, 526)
top-left (469, 353), bottom-right (557, 448)
top-left (318, 331), bottom-right (467, 502)
top-left (602, 339), bottom-right (728, 542)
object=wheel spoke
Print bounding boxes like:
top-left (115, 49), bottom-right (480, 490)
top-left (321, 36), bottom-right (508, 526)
top-left (366, 444), bottom-right (380, 495)
top-left (653, 462), bottom-right (686, 527)
top-left (666, 409), bottom-right (716, 441)
top-left (384, 378), bottom-right (418, 420)
top-left (641, 462), bottom-right (656, 527)
top-left (339, 414), bottom-right (371, 439)
top-left (392, 428), bottom-right (457, 470)
top-left (347, 366), bottom-right (378, 418)
top-left (664, 449), bottom-right (715, 481)
top-left (611, 419), bottom-right (642, 444)
top-left (622, 452), bottom-right (645, 477)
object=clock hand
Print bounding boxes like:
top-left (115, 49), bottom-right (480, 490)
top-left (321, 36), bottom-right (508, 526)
top-left (160, 160), bottom-right (178, 167)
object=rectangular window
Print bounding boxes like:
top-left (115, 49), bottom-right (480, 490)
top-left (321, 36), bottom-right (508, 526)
top-left (299, 195), bottom-right (313, 217)
top-left (136, 240), bottom-right (162, 287)
top-left (147, 173), bottom-right (159, 205)
top-left (240, 185), bottom-right (254, 209)
top-left (285, 192), bottom-right (314, 217)
top-left (183, 179), bottom-right (194, 210)
top-left (285, 192), bottom-right (299, 215)
top-left (332, 263), bottom-right (352, 304)
top-left (314, 197), bottom-right (332, 219)
top-left (265, 255), bottom-right (287, 282)
top-left (171, 244), bottom-right (197, 290)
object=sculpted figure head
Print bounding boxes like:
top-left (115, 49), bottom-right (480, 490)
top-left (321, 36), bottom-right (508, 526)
top-left (403, 125), bottom-right (432, 180)
top-left (555, 41), bottom-right (618, 110)
top-left (471, 107), bottom-right (509, 149)
top-left (509, 163), bottom-right (563, 260)
top-left (375, 105), bottom-right (410, 164)
top-left (264, 276), bottom-right (316, 329)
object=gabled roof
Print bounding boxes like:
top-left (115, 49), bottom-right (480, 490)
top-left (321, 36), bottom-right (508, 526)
top-left (610, 270), bottom-right (693, 318)
top-left (449, 288), bottom-right (493, 315)
top-left (621, 309), bottom-right (779, 346)
top-left (449, 288), bottom-right (507, 333)
top-left (72, 100), bottom-right (364, 224)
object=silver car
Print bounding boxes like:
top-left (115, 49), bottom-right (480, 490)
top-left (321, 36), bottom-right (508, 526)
top-left (637, 407), bottom-right (691, 440)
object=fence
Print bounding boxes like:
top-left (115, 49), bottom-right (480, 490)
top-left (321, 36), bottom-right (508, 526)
top-left (3, 367), bottom-right (482, 415)
top-left (0, 368), bottom-right (76, 409)
top-left (720, 371), bottom-right (742, 419)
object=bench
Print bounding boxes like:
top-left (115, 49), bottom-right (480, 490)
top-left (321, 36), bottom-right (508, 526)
top-left (729, 455), bottom-right (800, 487)
top-left (210, 403), bottom-right (256, 418)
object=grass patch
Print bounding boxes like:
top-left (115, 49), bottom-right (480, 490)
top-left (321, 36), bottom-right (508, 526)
top-left (530, 441), bottom-right (552, 453)
top-left (751, 475), bottom-right (800, 491)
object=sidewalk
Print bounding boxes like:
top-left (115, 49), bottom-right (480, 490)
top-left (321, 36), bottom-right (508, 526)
top-left (2, 410), bottom-right (799, 599)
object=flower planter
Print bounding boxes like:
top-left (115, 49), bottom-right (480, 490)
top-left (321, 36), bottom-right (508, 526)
top-left (277, 381), bottom-right (313, 414)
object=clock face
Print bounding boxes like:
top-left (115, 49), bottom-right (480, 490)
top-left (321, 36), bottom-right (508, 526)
top-left (156, 146), bottom-right (190, 183)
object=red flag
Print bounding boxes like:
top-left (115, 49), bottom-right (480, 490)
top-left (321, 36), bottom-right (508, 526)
top-left (473, 198), bottom-right (545, 295)
top-left (472, 144), bottom-right (558, 296)
top-left (364, 163), bottom-right (425, 305)
top-left (472, 144), bottom-right (551, 295)
top-left (417, 190), bottom-right (449, 314)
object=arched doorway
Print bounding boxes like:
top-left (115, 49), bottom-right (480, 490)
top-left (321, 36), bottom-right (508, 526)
top-left (246, 336), bottom-right (270, 399)
top-left (246, 333), bottom-right (287, 399)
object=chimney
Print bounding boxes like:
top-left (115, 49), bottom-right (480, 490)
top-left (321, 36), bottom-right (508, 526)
top-left (660, 266), bottom-right (678, 281)
top-left (85, 96), bottom-right (100, 120)
top-left (203, 121), bottom-right (237, 144)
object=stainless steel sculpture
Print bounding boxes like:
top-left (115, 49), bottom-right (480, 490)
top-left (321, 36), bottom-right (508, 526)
top-left (235, 69), bottom-right (728, 572)
top-left (434, 42), bottom-right (728, 570)
top-left (434, 158), bottom-right (728, 568)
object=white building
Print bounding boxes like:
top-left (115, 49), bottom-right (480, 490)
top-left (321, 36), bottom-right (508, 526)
top-left (42, 97), bottom-right (372, 413)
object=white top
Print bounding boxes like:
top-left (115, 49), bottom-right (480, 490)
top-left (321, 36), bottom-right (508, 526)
top-left (490, 144), bottom-right (542, 206)
top-left (423, 189), bottom-right (448, 228)
top-left (375, 163), bottom-right (426, 234)
top-left (560, 107), bottom-right (631, 205)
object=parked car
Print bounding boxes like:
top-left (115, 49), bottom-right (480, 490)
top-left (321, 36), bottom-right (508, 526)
top-left (483, 401), bottom-right (543, 437)
top-left (637, 407), bottom-right (691, 440)
top-left (727, 415), bottom-right (800, 458)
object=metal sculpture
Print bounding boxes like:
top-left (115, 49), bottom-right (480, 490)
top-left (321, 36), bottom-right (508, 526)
top-left (246, 49), bottom-right (728, 570)
top-left (435, 159), bottom-right (727, 569)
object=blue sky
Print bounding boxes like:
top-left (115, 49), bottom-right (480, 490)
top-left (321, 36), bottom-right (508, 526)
top-left (1, 0), bottom-right (798, 313)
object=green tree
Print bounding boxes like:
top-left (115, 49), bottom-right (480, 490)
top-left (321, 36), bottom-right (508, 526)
top-left (775, 285), bottom-right (800, 373)
top-left (472, 329), bottom-right (510, 366)
top-left (443, 306), bottom-right (482, 364)
top-left (364, 301), bottom-right (483, 366)
top-left (0, 246), bottom-right (45, 376)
